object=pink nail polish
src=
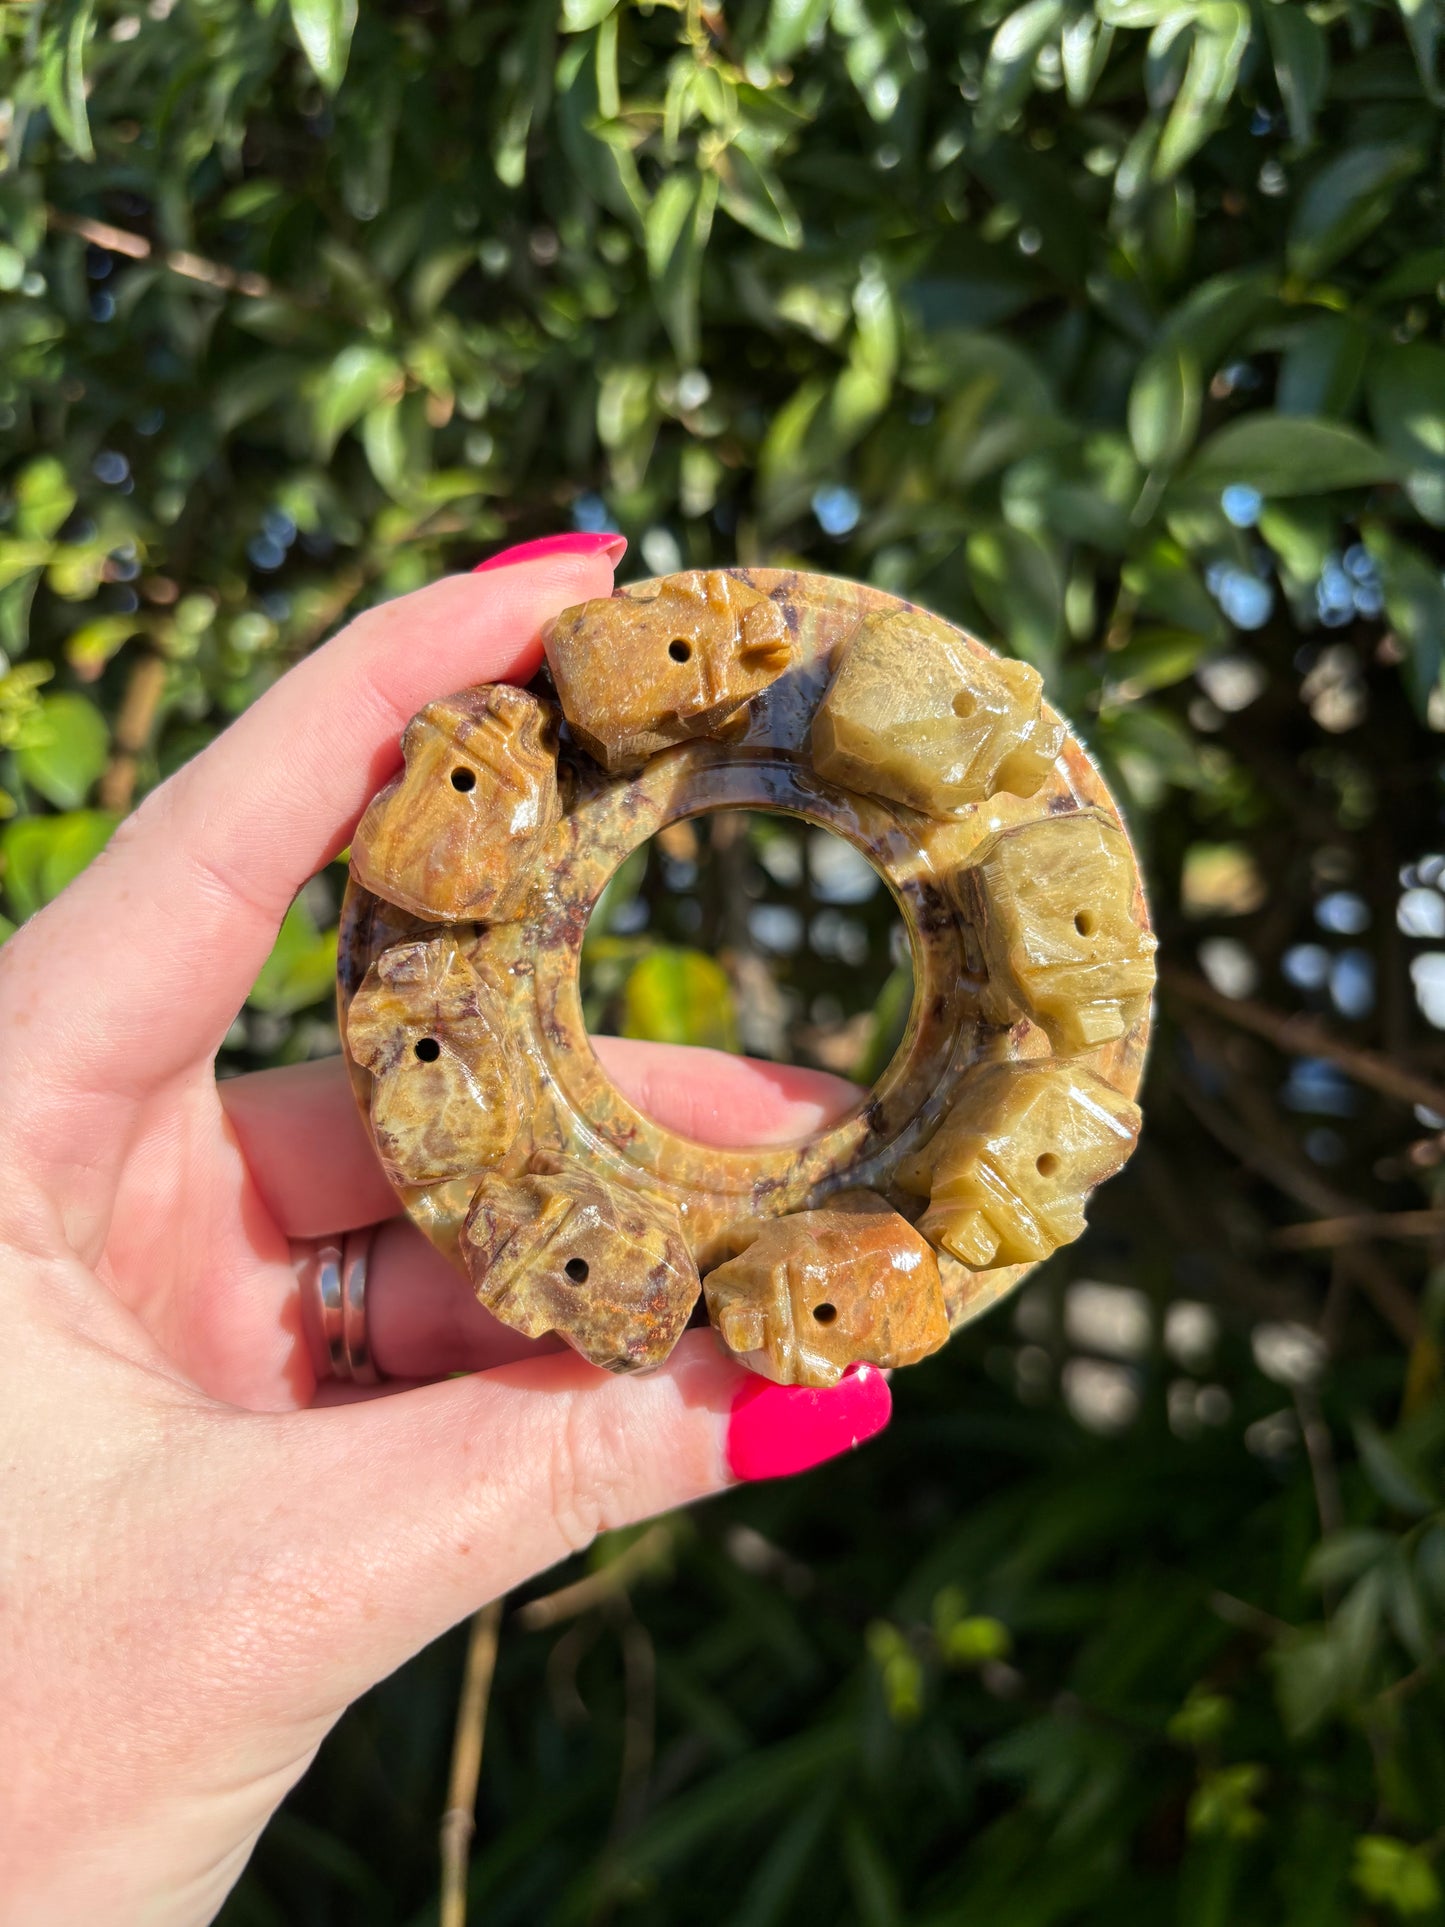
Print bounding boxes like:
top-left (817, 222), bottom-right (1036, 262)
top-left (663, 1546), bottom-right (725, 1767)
top-left (474, 531), bottom-right (626, 573)
top-left (725, 1363), bottom-right (892, 1482)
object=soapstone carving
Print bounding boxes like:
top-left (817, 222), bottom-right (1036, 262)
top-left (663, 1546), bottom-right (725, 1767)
top-left (900, 1059), bottom-right (1142, 1270)
top-left (704, 1195), bottom-right (949, 1388)
top-left (346, 936), bottom-right (520, 1186)
top-left (461, 1165), bottom-right (699, 1373)
top-left (339, 569), bottom-right (1154, 1385)
top-left (350, 683), bottom-right (560, 923)
top-left (543, 570), bottom-right (794, 771)
top-left (962, 811), bottom-right (1157, 1053)
top-left (812, 607), bottom-right (1064, 815)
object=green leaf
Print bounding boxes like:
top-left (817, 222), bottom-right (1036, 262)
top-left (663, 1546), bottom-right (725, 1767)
top-left (16, 693), bottom-right (109, 809)
top-left (1288, 143), bottom-right (1426, 278)
top-left (1304, 1528), bottom-right (1393, 1591)
top-left (1355, 1419), bottom-right (1437, 1517)
top-left (313, 346), bottom-right (403, 459)
top-left (2, 810), bottom-right (117, 923)
top-left (1363, 522), bottom-right (1445, 715)
top-left (65, 615), bottom-right (144, 676)
top-left (15, 458), bottom-right (75, 541)
top-left (622, 946), bottom-right (738, 1052)
top-left (39, 0), bottom-right (96, 161)
top-left (1264, 2), bottom-right (1328, 147)
top-left (1061, 12), bottom-right (1114, 105)
top-left (1352, 1836), bottom-right (1442, 1918)
top-left (966, 526), bottom-right (1065, 675)
top-left (977, 0), bottom-right (1069, 136)
top-left (645, 170), bottom-right (719, 365)
top-left (288, 0), bottom-right (358, 93)
top-left (1400, 0), bottom-right (1443, 104)
top-left (1276, 315), bottom-right (1369, 419)
top-left (716, 145), bottom-right (803, 251)
top-left (561, 0), bottom-right (616, 27)
top-left (1129, 341), bottom-right (1201, 468)
top-left (1182, 416), bottom-right (1395, 498)
top-left (248, 899), bottom-right (341, 1015)
top-left (1367, 343), bottom-right (1445, 520)
top-left (1153, 4), bottom-right (1251, 181)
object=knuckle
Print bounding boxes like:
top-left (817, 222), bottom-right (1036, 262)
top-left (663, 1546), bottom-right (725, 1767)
top-left (544, 1393), bottom-right (643, 1558)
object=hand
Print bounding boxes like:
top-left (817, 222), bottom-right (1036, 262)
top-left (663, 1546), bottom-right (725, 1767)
top-left (0, 538), bottom-right (891, 1925)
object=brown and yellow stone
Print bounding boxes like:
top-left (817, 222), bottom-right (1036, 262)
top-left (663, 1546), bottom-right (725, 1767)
top-left (461, 1164), bottom-right (699, 1373)
top-left (704, 1195), bottom-right (949, 1387)
top-left (339, 569), bottom-right (1154, 1382)
top-left (900, 1059), bottom-right (1141, 1270)
top-left (812, 607), bottom-right (1064, 816)
top-left (543, 570), bottom-right (794, 771)
top-left (350, 683), bottom-right (560, 923)
top-left (346, 936), bottom-right (520, 1186)
top-left (961, 811), bottom-right (1157, 1053)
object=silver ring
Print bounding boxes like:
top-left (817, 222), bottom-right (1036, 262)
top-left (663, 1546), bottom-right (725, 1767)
top-left (294, 1226), bottom-right (382, 1384)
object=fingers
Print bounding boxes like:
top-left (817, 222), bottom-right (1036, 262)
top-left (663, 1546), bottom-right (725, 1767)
top-left (230, 1336), bottom-right (891, 1713)
top-left (590, 1036), bottom-right (862, 1147)
top-left (225, 1043), bottom-right (863, 1239)
top-left (0, 551), bottom-right (617, 1119)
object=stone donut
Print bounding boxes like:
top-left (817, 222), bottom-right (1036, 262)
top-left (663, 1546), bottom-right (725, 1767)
top-left (337, 568), bottom-right (1156, 1388)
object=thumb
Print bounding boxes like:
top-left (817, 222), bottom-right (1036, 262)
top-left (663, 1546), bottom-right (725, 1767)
top-left (240, 1334), bottom-right (891, 1716)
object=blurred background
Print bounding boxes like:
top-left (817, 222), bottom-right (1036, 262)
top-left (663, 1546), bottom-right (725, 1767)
top-left (4, 0), bottom-right (1445, 1920)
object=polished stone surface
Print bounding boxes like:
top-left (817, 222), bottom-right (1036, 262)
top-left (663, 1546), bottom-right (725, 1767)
top-left (339, 570), bottom-right (1154, 1380)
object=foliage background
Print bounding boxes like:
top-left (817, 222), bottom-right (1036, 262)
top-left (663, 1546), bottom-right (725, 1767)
top-left (5, 0), bottom-right (1445, 1919)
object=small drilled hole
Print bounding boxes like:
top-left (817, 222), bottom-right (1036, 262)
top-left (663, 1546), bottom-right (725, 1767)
top-left (952, 690), bottom-right (976, 719)
top-left (668, 638), bottom-right (692, 663)
top-left (414, 1036), bottom-right (441, 1062)
top-left (812, 1302), bottom-right (838, 1325)
top-left (1036, 1152), bottom-right (1060, 1177)
top-left (565, 1257), bottom-right (590, 1284)
top-left (1074, 909), bottom-right (1096, 937)
top-left (451, 767), bottom-right (476, 792)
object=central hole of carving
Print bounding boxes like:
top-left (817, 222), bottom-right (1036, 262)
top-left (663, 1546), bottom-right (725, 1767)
top-left (1074, 909), bottom-right (1096, 936)
top-left (812, 1302), bottom-right (838, 1324)
top-left (580, 808), bottom-right (912, 1127)
top-left (450, 767), bottom-right (476, 792)
top-left (414, 1036), bottom-right (441, 1062)
top-left (951, 690), bottom-right (976, 719)
top-left (564, 1257), bottom-right (589, 1283)
top-left (668, 638), bottom-right (692, 663)
top-left (1036, 1152), bottom-right (1060, 1176)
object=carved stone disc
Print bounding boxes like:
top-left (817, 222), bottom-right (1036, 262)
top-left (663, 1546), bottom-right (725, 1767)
top-left (338, 569), bottom-right (1154, 1385)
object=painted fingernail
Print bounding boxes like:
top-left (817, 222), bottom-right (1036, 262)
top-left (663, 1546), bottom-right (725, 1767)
top-left (725, 1363), bottom-right (892, 1482)
top-left (474, 531), bottom-right (626, 573)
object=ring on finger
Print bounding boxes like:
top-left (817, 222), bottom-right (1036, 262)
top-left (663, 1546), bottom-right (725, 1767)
top-left (293, 1225), bottom-right (383, 1385)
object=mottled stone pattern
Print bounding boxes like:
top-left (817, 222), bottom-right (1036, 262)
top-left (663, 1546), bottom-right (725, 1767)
top-left (811, 607), bottom-right (1064, 816)
top-left (339, 569), bottom-right (1154, 1384)
top-left (346, 936), bottom-right (520, 1186)
top-left (962, 811), bottom-right (1158, 1053)
top-left (460, 1165), bottom-right (699, 1373)
top-left (543, 570), bottom-right (794, 771)
top-left (704, 1197), bottom-right (949, 1388)
top-left (899, 1059), bottom-right (1142, 1269)
top-left (351, 684), bottom-right (560, 923)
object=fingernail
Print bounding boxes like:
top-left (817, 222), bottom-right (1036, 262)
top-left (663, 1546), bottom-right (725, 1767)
top-left (725, 1363), bottom-right (892, 1482)
top-left (474, 531), bottom-right (626, 573)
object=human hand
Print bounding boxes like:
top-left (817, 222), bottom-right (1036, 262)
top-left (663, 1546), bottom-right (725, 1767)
top-left (0, 536), bottom-right (891, 1925)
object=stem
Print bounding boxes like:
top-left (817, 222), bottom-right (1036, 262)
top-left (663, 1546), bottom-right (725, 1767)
top-left (439, 1598), bottom-right (505, 1927)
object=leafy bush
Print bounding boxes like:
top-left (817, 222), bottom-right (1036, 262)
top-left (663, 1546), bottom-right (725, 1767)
top-left (3, 0), bottom-right (1445, 1919)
